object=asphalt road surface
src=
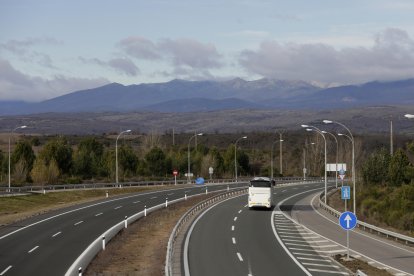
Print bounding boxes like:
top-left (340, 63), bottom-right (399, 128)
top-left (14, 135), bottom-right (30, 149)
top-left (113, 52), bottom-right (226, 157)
top-left (0, 182), bottom-right (247, 276)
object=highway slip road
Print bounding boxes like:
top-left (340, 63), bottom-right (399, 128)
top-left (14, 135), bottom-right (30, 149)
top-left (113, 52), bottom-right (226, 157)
top-left (282, 190), bottom-right (414, 275)
top-left (0, 182), bottom-right (247, 276)
top-left (185, 182), bottom-right (351, 276)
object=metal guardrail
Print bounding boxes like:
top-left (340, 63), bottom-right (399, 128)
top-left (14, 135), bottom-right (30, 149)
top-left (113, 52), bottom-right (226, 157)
top-left (319, 188), bottom-right (414, 246)
top-left (165, 188), bottom-right (248, 276)
top-left (0, 177), bottom-right (324, 195)
top-left (64, 185), bottom-right (246, 276)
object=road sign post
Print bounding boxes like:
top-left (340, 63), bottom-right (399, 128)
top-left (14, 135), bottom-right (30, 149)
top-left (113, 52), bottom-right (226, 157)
top-left (339, 211), bottom-right (357, 260)
top-left (173, 170), bottom-right (178, 185)
top-left (341, 186), bottom-right (350, 211)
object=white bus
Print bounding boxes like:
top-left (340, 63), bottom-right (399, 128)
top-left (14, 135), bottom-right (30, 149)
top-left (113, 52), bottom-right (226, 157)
top-left (248, 177), bottom-right (273, 209)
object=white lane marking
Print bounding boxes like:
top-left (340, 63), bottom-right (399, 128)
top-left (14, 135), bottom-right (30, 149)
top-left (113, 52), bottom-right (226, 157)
top-left (114, 206), bottom-right (122, 210)
top-left (238, 210), bottom-right (242, 214)
top-left (150, 196), bottom-right (157, 199)
top-left (293, 252), bottom-right (329, 257)
top-left (231, 225), bottom-right (235, 231)
top-left (232, 237), bottom-right (236, 244)
top-left (308, 268), bottom-right (349, 275)
top-left (28, 246), bottom-right (39, 253)
top-left (289, 247), bottom-right (346, 254)
top-left (285, 242), bottom-right (312, 247)
top-left (183, 195), bottom-right (245, 276)
top-left (297, 257), bottom-right (332, 262)
top-left (95, 213), bottom-right (103, 216)
top-left (0, 266), bottom-right (12, 275)
top-left (133, 201), bottom-right (140, 204)
top-left (74, 221), bottom-right (84, 226)
top-left (52, 231), bottom-right (62, 238)
top-left (302, 262), bottom-right (339, 268)
top-left (237, 252), bottom-right (244, 262)
top-left (244, 204), bottom-right (248, 208)
top-left (282, 238), bottom-right (308, 243)
top-left (317, 244), bottom-right (338, 248)
top-left (234, 217), bottom-right (238, 221)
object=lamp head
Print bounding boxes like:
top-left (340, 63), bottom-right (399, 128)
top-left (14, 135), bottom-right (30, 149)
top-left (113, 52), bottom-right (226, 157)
top-left (197, 133), bottom-right (203, 136)
top-left (338, 133), bottom-right (344, 136)
top-left (280, 139), bottom-right (284, 142)
top-left (242, 136), bottom-right (247, 139)
top-left (404, 114), bottom-right (414, 119)
top-left (125, 129), bottom-right (131, 133)
top-left (323, 120), bottom-right (333, 124)
top-left (301, 124), bottom-right (309, 128)
top-left (321, 130), bottom-right (327, 134)
top-left (20, 125), bottom-right (27, 129)
top-left (306, 128), bottom-right (313, 132)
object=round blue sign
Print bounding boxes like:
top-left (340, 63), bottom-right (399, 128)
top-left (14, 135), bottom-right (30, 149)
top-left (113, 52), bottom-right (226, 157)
top-left (195, 177), bottom-right (205, 185)
top-left (339, 211), bottom-right (357, 230)
top-left (339, 169), bottom-right (345, 175)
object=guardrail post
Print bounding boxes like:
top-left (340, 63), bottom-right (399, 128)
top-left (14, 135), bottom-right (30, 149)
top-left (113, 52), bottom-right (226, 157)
top-left (78, 267), bottom-right (82, 276)
top-left (124, 216), bottom-right (128, 228)
top-left (165, 197), bottom-right (168, 208)
top-left (106, 191), bottom-right (108, 198)
top-left (205, 187), bottom-right (208, 195)
top-left (144, 206), bottom-right (147, 217)
top-left (185, 193), bottom-right (187, 200)
top-left (227, 185), bottom-right (229, 191)
top-left (102, 236), bottom-right (106, 250)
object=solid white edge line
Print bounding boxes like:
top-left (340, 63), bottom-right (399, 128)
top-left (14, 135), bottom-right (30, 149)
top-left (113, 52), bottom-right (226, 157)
top-left (308, 193), bottom-right (414, 276)
top-left (183, 195), bottom-right (246, 276)
top-left (28, 246), bottom-right (39, 253)
top-left (0, 266), bottom-right (12, 275)
top-left (271, 188), bottom-right (324, 276)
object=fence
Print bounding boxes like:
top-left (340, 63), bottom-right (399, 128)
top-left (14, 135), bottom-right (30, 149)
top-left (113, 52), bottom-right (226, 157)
top-left (319, 188), bottom-right (414, 246)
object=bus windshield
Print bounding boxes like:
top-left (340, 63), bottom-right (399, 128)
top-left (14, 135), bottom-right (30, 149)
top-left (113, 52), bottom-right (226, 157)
top-left (249, 180), bottom-right (272, 188)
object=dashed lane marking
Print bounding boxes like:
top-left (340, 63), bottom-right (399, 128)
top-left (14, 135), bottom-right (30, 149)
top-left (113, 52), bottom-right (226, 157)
top-left (237, 252), bottom-right (244, 262)
top-left (231, 225), bottom-right (235, 231)
top-left (28, 246), bottom-right (39, 253)
top-left (114, 206), bottom-right (122, 210)
top-left (133, 201), bottom-right (140, 204)
top-left (74, 221), bottom-right (83, 226)
top-left (95, 213), bottom-right (103, 216)
top-left (238, 210), bottom-right (242, 214)
top-left (52, 232), bottom-right (62, 238)
top-left (234, 217), bottom-right (238, 221)
top-left (0, 266), bottom-right (12, 275)
top-left (232, 237), bottom-right (236, 244)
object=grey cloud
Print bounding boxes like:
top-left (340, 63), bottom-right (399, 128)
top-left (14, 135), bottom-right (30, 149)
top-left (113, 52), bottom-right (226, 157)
top-left (0, 37), bottom-right (61, 55)
top-left (79, 56), bottom-right (139, 76)
top-left (158, 38), bottom-right (222, 69)
top-left (117, 36), bottom-right (160, 60)
top-left (239, 28), bottom-right (414, 83)
top-left (0, 59), bottom-right (109, 102)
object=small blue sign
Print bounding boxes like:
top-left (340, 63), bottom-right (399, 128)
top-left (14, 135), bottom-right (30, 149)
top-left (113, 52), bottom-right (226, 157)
top-left (341, 186), bottom-right (351, 200)
top-left (339, 169), bottom-right (345, 175)
top-left (339, 211), bottom-right (357, 230)
top-left (195, 177), bottom-right (205, 185)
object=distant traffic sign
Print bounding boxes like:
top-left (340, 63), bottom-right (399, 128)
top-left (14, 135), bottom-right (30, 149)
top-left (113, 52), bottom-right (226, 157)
top-left (173, 170), bottom-right (178, 176)
top-left (339, 169), bottom-right (345, 175)
top-left (341, 186), bottom-right (350, 200)
top-left (339, 211), bottom-right (357, 230)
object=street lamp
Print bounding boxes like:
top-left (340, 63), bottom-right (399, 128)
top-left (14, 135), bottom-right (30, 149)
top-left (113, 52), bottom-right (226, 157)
top-left (234, 136), bottom-right (247, 182)
top-left (271, 139), bottom-right (283, 179)
top-left (8, 125), bottom-right (27, 192)
top-left (116, 129), bottom-right (131, 184)
top-left (302, 124), bottom-right (327, 204)
top-left (324, 120), bottom-right (356, 214)
top-left (188, 133), bottom-right (203, 183)
top-left (303, 142), bottom-right (315, 180)
top-left (322, 130), bottom-right (339, 188)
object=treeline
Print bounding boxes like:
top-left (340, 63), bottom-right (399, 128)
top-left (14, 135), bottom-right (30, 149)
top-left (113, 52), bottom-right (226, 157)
top-left (360, 142), bottom-right (414, 233)
top-left (0, 136), bottom-right (253, 185)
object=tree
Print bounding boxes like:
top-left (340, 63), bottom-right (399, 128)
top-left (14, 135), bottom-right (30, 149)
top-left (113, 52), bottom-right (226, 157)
top-left (388, 149), bottom-right (410, 186)
top-left (10, 141), bottom-right (35, 183)
top-left (31, 158), bottom-right (60, 185)
top-left (38, 137), bottom-right (73, 175)
top-left (361, 148), bottom-right (390, 186)
top-left (118, 145), bottom-right (138, 178)
top-left (145, 147), bottom-right (169, 177)
top-left (74, 137), bottom-right (104, 178)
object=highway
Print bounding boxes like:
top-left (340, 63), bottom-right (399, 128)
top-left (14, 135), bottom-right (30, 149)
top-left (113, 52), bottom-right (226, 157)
top-left (185, 182), bottom-right (414, 276)
top-left (185, 182), bottom-right (350, 276)
top-left (0, 182), bottom-right (246, 276)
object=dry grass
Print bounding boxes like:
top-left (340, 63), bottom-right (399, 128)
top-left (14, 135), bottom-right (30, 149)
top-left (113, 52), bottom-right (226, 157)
top-left (85, 195), bottom-right (211, 276)
top-left (334, 255), bottom-right (392, 275)
top-left (0, 186), bottom-right (173, 226)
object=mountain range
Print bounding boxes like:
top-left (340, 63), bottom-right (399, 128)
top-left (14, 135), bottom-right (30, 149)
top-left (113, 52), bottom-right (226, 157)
top-left (1, 78), bottom-right (414, 115)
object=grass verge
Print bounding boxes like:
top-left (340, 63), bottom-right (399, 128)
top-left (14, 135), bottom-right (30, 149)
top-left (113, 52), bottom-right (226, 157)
top-left (334, 255), bottom-right (392, 275)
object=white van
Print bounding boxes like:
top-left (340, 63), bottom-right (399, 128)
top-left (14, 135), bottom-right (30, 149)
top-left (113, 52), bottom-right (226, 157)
top-left (248, 177), bottom-right (273, 209)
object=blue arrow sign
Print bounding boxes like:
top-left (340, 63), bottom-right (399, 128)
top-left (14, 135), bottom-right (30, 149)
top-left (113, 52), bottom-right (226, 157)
top-left (341, 186), bottom-right (350, 200)
top-left (339, 211), bottom-right (357, 230)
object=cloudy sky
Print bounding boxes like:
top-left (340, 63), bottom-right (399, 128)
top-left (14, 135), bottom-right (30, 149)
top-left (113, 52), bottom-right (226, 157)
top-left (1, 0), bottom-right (414, 101)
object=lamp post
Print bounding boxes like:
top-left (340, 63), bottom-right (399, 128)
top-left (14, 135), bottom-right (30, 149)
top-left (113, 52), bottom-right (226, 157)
top-left (271, 139), bottom-right (283, 179)
top-left (302, 124), bottom-right (327, 204)
top-left (234, 136), bottom-right (247, 182)
top-left (8, 125), bottom-right (27, 192)
top-left (188, 133), bottom-right (203, 183)
top-left (116, 129), bottom-right (131, 184)
top-left (322, 130), bottom-right (339, 188)
top-left (323, 120), bottom-right (356, 214)
top-left (303, 142), bottom-right (315, 180)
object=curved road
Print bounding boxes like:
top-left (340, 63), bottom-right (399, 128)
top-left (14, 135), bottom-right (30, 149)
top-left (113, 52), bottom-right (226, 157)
top-left (186, 182), bottom-right (414, 276)
top-left (0, 182), bottom-right (246, 276)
